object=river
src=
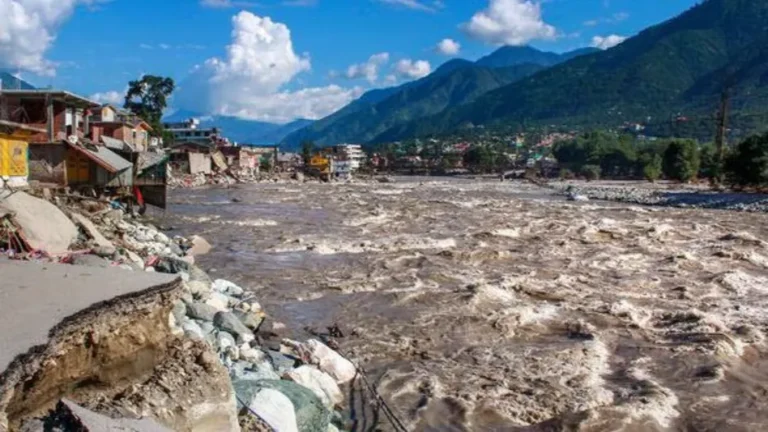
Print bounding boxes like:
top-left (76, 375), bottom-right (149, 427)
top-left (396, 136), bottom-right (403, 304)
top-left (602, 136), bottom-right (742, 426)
top-left (155, 178), bottom-right (768, 431)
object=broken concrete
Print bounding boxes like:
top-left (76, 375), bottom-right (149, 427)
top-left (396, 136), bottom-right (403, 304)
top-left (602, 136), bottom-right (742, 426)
top-left (0, 261), bottom-right (239, 432)
top-left (37, 399), bottom-right (172, 432)
top-left (69, 212), bottom-right (116, 254)
top-left (0, 191), bottom-right (78, 255)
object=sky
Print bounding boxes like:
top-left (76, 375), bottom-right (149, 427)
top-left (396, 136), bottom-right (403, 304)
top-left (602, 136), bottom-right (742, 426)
top-left (0, 0), bottom-right (699, 124)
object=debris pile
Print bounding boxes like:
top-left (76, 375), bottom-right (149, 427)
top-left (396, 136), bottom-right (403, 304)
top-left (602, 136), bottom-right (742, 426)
top-left (0, 188), bottom-right (357, 431)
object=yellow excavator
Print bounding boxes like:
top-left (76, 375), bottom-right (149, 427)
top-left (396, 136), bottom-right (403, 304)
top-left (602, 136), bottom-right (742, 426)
top-left (307, 154), bottom-right (332, 181)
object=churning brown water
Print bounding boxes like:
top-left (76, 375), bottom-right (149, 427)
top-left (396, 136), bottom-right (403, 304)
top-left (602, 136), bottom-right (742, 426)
top-left (159, 178), bottom-right (768, 431)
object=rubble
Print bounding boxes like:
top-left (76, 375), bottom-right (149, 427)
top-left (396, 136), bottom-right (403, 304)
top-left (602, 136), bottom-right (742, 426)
top-left (0, 191), bottom-right (78, 255)
top-left (0, 186), bottom-right (360, 432)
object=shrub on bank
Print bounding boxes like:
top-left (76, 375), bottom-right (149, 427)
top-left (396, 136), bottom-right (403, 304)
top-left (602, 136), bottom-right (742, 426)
top-left (643, 154), bottom-right (663, 182)
top-left (725, 132), bottom-right (768, 188)
top-left (581, 164), bottom-right (601, 181)
top-left (662, 139), bottom-right (700, 182)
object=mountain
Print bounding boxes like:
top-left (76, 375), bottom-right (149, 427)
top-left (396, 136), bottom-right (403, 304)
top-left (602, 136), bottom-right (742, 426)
top-left (384, 0), bottom-right (768, 142)
top-left (282, 62), bottom-right (543, 146)
top-left (282, 46), bottom-right (597, 147)
top-left (163, 111), bottom-right (313, 147)
top-left (475, 46), bottom-right (599, 68)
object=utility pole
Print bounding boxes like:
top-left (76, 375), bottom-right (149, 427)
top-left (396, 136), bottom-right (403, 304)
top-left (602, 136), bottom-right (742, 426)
top-left (713, 87), bottom-right (730, 185)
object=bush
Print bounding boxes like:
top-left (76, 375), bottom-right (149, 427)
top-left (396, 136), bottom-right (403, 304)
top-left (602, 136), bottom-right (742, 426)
top-left (559, 168), bottom-right (575, 180)
top-left (725, 133), bottom-right (768, 187)
top-left (643, 154), bottom-right (663, 182)
top-left (662, 139), bottom-right (700, 182)
top-left (581, 164), bottom-right (601, 181)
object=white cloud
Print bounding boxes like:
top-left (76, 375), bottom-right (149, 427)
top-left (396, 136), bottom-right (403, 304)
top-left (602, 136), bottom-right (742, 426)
top-left (377, 0), bottom-right (443, 12)
top-left (199, 0), bottom-right (257, 8)
top-left (395, 59), bottom-right (431, 79)
top-left (461, 0), bottom-right (557, 46)
top-left (89, 90), bottom-right (123, 105)
top-left (435, 38), bottom-right (461, 55)
top-left (591, 34), bottom-right (626, 49)
top-left (0, 0), bottom-right (108, 75)
top-left (176, 11), bottom-right (362, 123)
top-left (345, 52), bottom-right (390, 83)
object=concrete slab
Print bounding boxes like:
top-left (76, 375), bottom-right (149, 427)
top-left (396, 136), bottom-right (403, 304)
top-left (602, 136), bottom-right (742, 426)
top-left (69, 212), bottom-right (115, 252)
top-left (56, 399), bottom-right (173, 432)
top-left (0, 191), bottom-right (78, 255)
top-left (0, 261), bottom-right (177, 373)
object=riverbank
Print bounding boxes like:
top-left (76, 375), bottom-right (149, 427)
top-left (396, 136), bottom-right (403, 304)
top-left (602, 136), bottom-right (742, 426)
top-left (549, 180), bottom-right (768, 212)
top-left (0, 189), bottom-right (356, 431)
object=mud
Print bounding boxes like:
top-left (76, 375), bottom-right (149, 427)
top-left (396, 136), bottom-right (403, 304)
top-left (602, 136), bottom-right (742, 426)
top-left (157, 178), bottom-right (768, 431)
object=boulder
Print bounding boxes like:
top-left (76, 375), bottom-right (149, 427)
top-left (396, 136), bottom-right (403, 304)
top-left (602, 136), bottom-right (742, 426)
top-left (299, 339), bottom-right (356, 384)
top-left (189, 235), bottom-right (212, 256)
top-left (0, 191), bottom-right (78, 255)
top-left (231, 360), bottom-right (280, 382)
top-left (285, 366), bottom-right (344, 409)
top-left (171, 301), bottom-right (187, 323)
top-left (153, 255), bottom-right (191, 274)
top-left (181, 320), bottom-right (205, 340)
top-left (184, 280), bottom-right (211, 298)
top-left (168, 242), bottom-right (184, 256)
top-left (240, 344), bottom-right (266, 364)
top-left (205, 292), bottom-right (231, 311)
top-left (265, 349), bottom-right (298, 374)
top-left (186, 302), bottom-right (219, 322)
top-left (215, 330), bottom-right (236, 350)
top-left (213, 279), bottom-right (245, 297)
top-left (214, 311), bottom-right (254, 343)
top-left (234, 379), bottom-right (330, 432)
top-left (239, 387), bottom-right (299, 432)
top-left (234, 310), bottom-right (265, 332)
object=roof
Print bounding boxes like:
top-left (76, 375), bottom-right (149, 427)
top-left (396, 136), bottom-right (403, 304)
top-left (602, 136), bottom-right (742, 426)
top-left (67, 141), bottom-right (133, 173)
top-left (100, 135), bottom-right (136, 153)
top-left (0, 119), bottom-right (46, 134)
top-left (0, 89), bottom-right (99, 108)
top-left (277, 152), bottom-right (300, 163)
top-left (138, 152), bottom-right (168, 173)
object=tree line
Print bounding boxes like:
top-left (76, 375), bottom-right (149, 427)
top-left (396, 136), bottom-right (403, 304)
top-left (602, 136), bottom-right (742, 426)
top-left (551, 131), bottom-right (768, 187)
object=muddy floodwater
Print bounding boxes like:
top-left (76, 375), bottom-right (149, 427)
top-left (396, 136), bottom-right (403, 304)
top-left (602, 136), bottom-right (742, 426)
top-left (159, 178), bottom-right (768, 431)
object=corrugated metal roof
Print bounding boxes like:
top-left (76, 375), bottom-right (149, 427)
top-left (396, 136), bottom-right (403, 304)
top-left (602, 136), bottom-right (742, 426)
top-left (138, 152), bottom-right (168, 173)
top-left (101, 135), bottom-right (129, 152)
top-left (69, 142), bottom-right (133, 173)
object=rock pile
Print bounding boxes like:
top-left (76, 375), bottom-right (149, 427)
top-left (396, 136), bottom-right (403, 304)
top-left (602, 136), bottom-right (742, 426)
top-left (553, 182), bottom-right (768, 212)
top-left (173, 275), bottom-right (353, 432)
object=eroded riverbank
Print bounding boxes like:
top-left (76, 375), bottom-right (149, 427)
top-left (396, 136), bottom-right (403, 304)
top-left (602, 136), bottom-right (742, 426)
top-left (156, 178), bottom-right (768, 431)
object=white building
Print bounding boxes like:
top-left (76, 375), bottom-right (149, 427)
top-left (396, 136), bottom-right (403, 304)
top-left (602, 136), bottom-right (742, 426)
top-left (332, 144), bottom-right (365, 170)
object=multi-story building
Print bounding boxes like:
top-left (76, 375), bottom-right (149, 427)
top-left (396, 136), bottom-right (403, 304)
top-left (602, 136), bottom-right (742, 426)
top-left (331, 144), bottom-right (365, 170)
top-left (162, 118), bottom-right (220, 147)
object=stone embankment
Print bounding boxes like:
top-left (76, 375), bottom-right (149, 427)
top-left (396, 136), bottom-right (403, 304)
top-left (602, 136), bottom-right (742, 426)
top-left (551, 181), bottom-right (768, 212)
top-left (0, 190), bottom-right (355, 432)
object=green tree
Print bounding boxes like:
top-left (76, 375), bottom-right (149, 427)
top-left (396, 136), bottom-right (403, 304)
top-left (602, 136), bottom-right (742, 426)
top-left (643, 154), bottom-right (663, 182)
top-left (662, 139), bottom-right (700, 182)
top-left (581, 164), bottom-right (601, 181)
top-left (124, 75), bottom-right (175, 135)
top-left (301, 140), bottom-right (316, 166)
top-left (463, 146), bottom-right (497, 173)
top-left (725, 133), bottom-right (768, 187)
